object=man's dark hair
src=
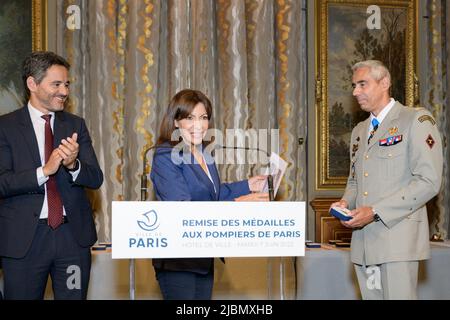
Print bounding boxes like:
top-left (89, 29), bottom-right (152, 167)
top-left (22, 51), bottom-right (70, 99)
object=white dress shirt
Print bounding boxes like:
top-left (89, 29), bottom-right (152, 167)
top-left (367, 98), bottom-right (396, 137)
top-left (28, 103), bottom-right (80, 218)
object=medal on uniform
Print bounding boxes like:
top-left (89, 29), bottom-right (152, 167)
top-left (388, 127), bottom-right (398, 135)
top-left (351, 159), bottom-right (356, 179)
top-left (379, 134), bottom-right (403, 146)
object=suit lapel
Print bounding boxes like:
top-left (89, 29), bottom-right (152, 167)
top-left (17, 107), bottom-right (42, 167)
top-left (358, 120), bottom-right (370, 155)
top-left (189, 151), bottom-right (218, 200)
top-left (204, 151), bottom-right (220, 200)
top-left (53, 112), bottom-right (68, 149)
top-left (362, 117), bottom-right (371, 143)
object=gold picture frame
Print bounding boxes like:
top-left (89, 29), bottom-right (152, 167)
top-left (32, 0), bottom-right (47, 51)
top-left (0, 0), bottom-right (47, 114)
top-left (315, 0), bottom-right (417, 190)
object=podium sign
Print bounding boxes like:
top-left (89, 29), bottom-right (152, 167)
top-left (112, 201), bottom-right (305, 259)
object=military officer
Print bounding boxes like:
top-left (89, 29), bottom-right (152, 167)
top-left (331, 60), bottom-right (443, 299)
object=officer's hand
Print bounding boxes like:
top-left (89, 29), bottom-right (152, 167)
top-left (342, 206), bottom-right (374, 229)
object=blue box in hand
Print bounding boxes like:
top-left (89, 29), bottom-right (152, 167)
top-left (329, 207), bottom-right (353, 221)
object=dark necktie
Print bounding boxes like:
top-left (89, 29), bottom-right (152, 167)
top-left (41, 115), bottom-right (64, 229)
top-left (367, 118), bottom-right (379, 144)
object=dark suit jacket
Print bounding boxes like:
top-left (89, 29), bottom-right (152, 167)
top-left (150, 144), bottom-right (250, 274)
top-left (0, 106), bottom-right (103, 259)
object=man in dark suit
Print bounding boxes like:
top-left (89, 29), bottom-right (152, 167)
top-left (0, 51), bottom-right (103, 299)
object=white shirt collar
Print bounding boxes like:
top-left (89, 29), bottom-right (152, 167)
top-left (369, 98), bottom-right (395, 126)
top-left (27, 102), bottom-right (55, 122)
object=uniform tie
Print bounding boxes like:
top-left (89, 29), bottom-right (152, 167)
top-left (368, 118), bottom-right (379, 144)
top-left (41, 114), bottom-right (64, 229)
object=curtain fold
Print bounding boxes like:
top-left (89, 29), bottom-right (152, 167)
top-left (274, 0), bottom-right (304, 201)
top-left (216, 0), bottom-right (250, 181)
top-left (190, 0), bottom-right (218, 110)
top-left (444, 2), bottom-right (450, 238)
top-left (244, 0), bottom-right (276, 176)
top-left (424, 0), bottom-right (449, 239)
top-left (167, 0), bottom-right (191, 93)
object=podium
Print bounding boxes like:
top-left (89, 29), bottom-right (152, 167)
top-left (112, 201), bottom-right (305, 299)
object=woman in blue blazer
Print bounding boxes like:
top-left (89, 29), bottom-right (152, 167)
top-left (150, 89), bottom-right (268, 300)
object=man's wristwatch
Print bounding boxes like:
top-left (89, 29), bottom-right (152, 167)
top-left (373, 209), bottom-right (381, 222)
top-left (67, 159), bottom-right (80, 172)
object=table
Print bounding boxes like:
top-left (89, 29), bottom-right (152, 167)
top-left (297, 242), bottom-right (450, 299)
top-left (2, 242), bottom-right (450, 299)
top-left (0, 250), bottom-right (271, 300)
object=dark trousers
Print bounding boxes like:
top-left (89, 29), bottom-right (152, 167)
top-left (2, 221), bottom-right (91, 300)
top-left (0, 258), bottom-right (3, 299)
top-left (155, 268), bottom-right (214, 300)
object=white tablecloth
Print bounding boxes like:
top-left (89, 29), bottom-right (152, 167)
top-left (297, 242), bottom-right (450, 299)
top-left (2, 242), bottom-right (450, 299)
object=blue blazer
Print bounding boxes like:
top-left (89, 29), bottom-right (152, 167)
top-left (150, 144), bottom-right (250, 273)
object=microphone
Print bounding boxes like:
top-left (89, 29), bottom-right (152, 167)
top-left (267, 174), bottom-right (274, 201)
top-left (141, 145), bottom-right (156, 201)
top-left (214, 144), bottom-right (275, 201)
top-left (141, 144), bottom-right (174, 201)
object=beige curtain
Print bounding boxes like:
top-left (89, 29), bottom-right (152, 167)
top-left (423, 0), bottom-right (449, 239)
top-left (447, 0), bottom-right (450, 237)
top-left (56, 0), bottom-right (307, 249)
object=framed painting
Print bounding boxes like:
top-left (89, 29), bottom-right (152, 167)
top-left (0, 0), bottom-right (46, 115)
top-left (315, 0), bottom-right (417, 190)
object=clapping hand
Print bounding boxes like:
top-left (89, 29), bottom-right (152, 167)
top-left (58, 133), bottom-right (79, 169)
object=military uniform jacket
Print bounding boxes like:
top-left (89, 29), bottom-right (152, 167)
top-left (342, 102), bottom-right (443, 266)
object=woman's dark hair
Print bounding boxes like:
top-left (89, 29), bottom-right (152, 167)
top-left (157, 89), bottom-right (213, 145)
